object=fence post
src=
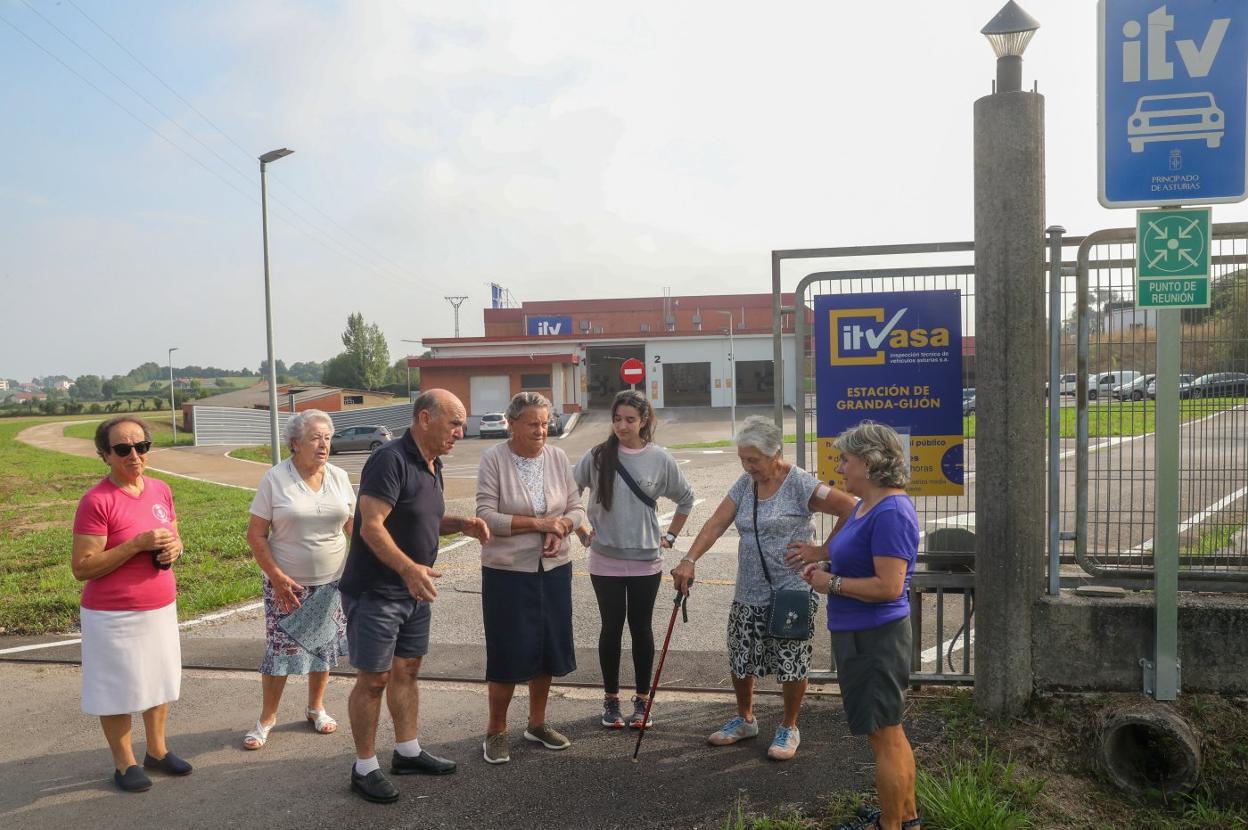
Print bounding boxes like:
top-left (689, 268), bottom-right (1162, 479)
top-left (1047, 226), bottom-right (1065, 596)
top-left (972, 87), bottom-right (1047, 716)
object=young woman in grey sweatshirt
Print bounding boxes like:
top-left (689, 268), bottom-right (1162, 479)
top-left (573, 391), bottom-right (696, 729)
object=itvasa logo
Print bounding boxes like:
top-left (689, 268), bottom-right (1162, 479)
top-left (828, 307), bottom-right (950, 366)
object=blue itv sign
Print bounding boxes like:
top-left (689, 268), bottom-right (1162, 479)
top-left (1099, 0), bottom-right (1248, 207)
top-left (525, 315), bottom-right (572, 336)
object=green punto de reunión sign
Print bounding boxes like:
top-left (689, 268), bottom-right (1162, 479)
top-left (1136, 207), bottom-right (1211, 309)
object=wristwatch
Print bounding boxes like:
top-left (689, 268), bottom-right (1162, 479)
top-left (663, 531), bottom-right (677, 546)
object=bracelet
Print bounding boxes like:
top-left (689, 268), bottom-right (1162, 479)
top-left (831, 574), bottom-right (844, 596)
top-left (680, 556), bottom-right (696, 567)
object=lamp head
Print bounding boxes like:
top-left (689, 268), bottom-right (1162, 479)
top-left (259, 148), bottom-right (294, 164)
top-left (981, 1), bottom-right (1039, 92)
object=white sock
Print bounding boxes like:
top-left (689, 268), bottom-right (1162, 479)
top-left (354, 756), bottom-right (380, 775)
top-left (395, 738), bottom-right (422, 758)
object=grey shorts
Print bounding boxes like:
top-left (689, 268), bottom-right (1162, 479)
top-left (341, 590), bottom-right (431, 673)
top-left (831, 615), bottom-right (912, 736)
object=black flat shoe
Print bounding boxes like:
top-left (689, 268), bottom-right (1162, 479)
top-left (350, 767), bottom-right (399, 803)
top-left (143, 751), bottom-right (193, 776)
top-left (114, 765), bottom-right (152, 792)
top-left (390, 749), bottom-right (457, 776)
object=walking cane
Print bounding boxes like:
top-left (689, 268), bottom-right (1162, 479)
top-left (632, 583), bottom-right (689, 761)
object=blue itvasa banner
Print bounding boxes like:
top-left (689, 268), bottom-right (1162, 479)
top-left (814, 290), bottom-right (964, 496)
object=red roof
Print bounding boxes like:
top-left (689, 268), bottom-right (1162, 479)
top-left (410, 354), bottom-right (580, 369)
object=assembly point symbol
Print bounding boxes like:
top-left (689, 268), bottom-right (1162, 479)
top-left (1140, 213), bottom-right (1206, 274)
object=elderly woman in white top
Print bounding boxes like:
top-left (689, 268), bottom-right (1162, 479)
top-left (242, 409), bottom-right (355, 749)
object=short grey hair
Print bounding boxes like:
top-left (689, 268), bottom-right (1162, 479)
top-left (284, 409), bottom-right (334, 449)
top-left (412, 390), bottom-right (444, 421)
top-left (736, 415), bottom-right (783, 457)
top-left (834, 421), bottom-right (909, 489)
top-left (505, 391), bottom-right (551, 422)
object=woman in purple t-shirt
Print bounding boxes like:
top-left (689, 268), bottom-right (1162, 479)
top-left (799, 421), bottom-right (921, 830)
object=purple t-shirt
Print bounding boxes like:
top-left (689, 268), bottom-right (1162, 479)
top-left (825, 494), bottom-right (919, 632)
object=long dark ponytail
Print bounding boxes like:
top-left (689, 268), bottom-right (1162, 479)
top-left (591, 390), bottom-right (656, 510)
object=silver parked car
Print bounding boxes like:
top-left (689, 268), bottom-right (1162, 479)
top-left (330, 424), bottom-right (392, 454)
top-left (478, 412), bottom-right (508, 439)
top-left (1112, 374), bottom-right (1155, 402)
top-left (1145, 374), bottom-right (1194, 399)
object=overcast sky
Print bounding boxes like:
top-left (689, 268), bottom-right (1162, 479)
top-left (3, 0), bottom-right (1246, 380)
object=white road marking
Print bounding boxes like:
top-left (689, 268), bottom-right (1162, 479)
top-left (921, 627), bottom-right (975, 665)
top-left (0, 600), bottom-right (267, 655)
top-left (1129, 484), bottom-right (1248, 553)
top-left (659, 499), bottom-right (706, 523)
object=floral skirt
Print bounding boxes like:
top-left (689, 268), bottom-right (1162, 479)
top-left (260, 579), bottom-right (347, 676)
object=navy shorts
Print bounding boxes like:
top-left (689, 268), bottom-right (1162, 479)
top-left (342, 589), bottom-right (431, 673)
top-left (481, 564), bottom-right (576, 684)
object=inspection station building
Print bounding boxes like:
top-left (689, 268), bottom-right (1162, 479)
top-left (409, 293), bottom-right (802, 416)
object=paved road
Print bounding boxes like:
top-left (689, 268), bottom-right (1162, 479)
top-left (0, 662), bottom-right (905, 830)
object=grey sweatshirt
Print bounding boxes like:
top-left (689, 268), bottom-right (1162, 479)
top-left (573, 443), bottom-right (696, 560)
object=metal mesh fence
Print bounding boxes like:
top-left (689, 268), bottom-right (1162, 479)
top-left (1071, 225), bottom-right (1248, 582)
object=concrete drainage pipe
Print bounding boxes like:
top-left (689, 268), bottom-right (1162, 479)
top-left (1099, 705), bottom-right (1202, 797)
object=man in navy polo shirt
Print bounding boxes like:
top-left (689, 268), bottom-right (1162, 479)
top-left (340, 389), bottom-right (490, 804)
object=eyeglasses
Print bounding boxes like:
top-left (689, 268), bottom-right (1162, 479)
top-left (110, 441), bottom-right (152, 457)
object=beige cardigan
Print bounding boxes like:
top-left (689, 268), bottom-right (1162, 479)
top-left (475, 442), bottom-right (587, 572)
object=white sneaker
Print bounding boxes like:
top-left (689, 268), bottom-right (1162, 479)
top-left (767, 725), bottom-right (800, 760)
top-left (707, 715), bottom-right (759, 746)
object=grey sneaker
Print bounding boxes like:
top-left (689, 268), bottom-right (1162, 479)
top-left (601, 696), bottom-right (624, 729)
top-left (482, 731), bottom-right (509, 765)
top-left (629, 695), bottom-right (653, 729)
top-left (708, 714), bottom-right (759, 746)
top-left (523, 723), bottom-right (571, 750)
top-left (767, 725), bottom-right (800, 760)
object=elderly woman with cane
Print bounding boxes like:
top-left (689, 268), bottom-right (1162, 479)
top-left (72, 417), bottom-right (190, 792)
top-left (476, 391), bottom-right (586, 764)
top-left (242, 409), bottom-right (355, 749)
top-left (798, 421), bottom-right (921, 830)
top-left (671, 415), bottom-right (854, 761)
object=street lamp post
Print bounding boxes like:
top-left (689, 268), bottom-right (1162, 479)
top-left (260, 147), bottom-right (294, 466)
top-left (712, 311), bottom-right (736, 439)
top-left (168, 346), bottom-right (179, 443)
top-left (401, 339), bottom-right (423, 399)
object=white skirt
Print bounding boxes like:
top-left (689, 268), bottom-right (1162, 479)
top-left (80, 602), bottom-right (182, 716)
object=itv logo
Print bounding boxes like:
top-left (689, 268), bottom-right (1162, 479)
top-left (829, 307), bottom-right (950, 366)
top-left (526, 315), bottom-right (572, 337)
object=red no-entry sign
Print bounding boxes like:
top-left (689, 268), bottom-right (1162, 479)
top-left (620, 358), bottom-right (646, 385)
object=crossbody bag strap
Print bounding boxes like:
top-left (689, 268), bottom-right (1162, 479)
top-left (616, 463), bottom-right (658, 511)
top-left (751, 482), bottom-right (773, 585)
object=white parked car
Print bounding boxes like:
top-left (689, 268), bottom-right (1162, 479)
top-left (478, 412), bottom-right (508, 438)
top-left (1058, 373), bottom-right (1080, 396)
top-left (1089, 371), bottom-right (1142, 400)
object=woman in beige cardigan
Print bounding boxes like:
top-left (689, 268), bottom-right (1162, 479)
top-left (475, 391), bottom-right (586, 765)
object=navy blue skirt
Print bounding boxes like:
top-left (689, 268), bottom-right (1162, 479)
top-left (481, 563), bottom-right (576, 683)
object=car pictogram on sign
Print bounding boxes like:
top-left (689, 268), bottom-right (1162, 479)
top-left (1127, 92), bottom-right (1224, 153)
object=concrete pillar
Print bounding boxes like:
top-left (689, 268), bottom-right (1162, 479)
top-left (972, 90), bottom-right (1046, 716)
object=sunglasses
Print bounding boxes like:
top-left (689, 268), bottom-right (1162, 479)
top-left (111, 441), bottom-right (152, 457)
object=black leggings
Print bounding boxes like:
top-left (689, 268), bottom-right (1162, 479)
top-left (590, 572), bottom-right (662, 696)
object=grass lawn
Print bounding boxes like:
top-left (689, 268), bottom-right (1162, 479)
top-left (0, 417), bottom-right (259, 634)
top-left (229, 444), bottom-right (291, 464)
top-left (62, 417), bottom-right (195, 448)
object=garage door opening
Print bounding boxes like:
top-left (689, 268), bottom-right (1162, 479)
top-left (662, 362), bottom-right (711, 407)
top-left (587, 346), bottom-right (645, 408)
top-left (734, 360), bottom-right (774, 405)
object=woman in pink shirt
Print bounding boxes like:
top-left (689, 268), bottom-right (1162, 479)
top-left (72, 417), bottom-right (191, 793)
